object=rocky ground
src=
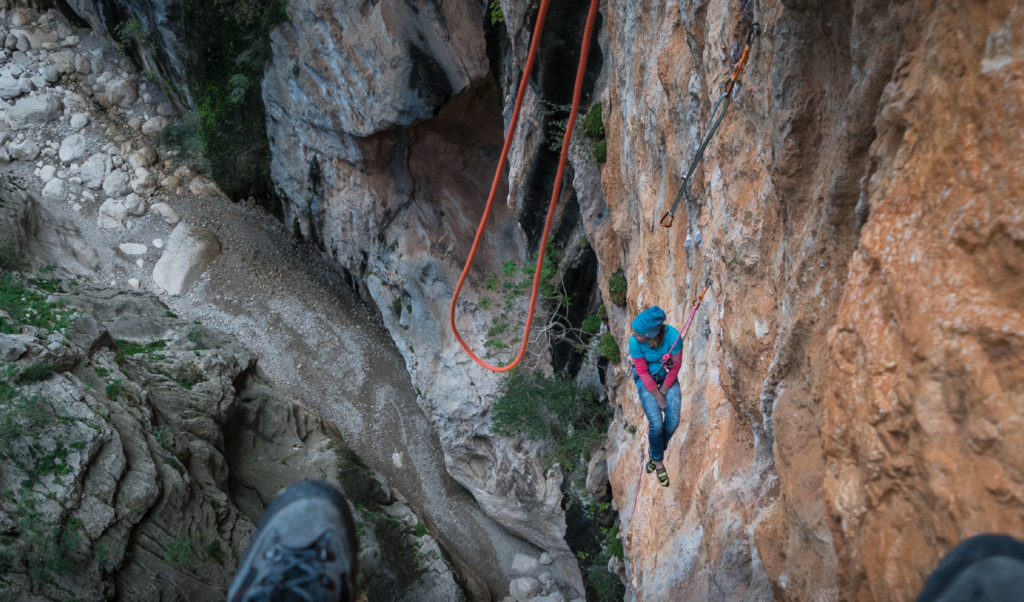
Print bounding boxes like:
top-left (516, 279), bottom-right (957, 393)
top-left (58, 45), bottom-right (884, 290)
top-left (0, 5), bottom-right (559, 601)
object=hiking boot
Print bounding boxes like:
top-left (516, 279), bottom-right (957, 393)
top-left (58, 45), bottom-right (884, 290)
top-left (916, 534), bottom-right (1024, 602)
top-left (229, 480), bottom-right (358, 602)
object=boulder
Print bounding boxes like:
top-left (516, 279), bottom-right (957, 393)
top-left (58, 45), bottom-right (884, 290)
top-left (141, 116), bottom-right (167, 135)
top-left (188, 175), bottom-right (223, 198)
top-left (70, 112), bottom-right (89, 130)
top-left (124, 193), bottom-right (147, 217)
top-left (0, 75), bottom-right (20, 100)
top-left (74, 54), bottom-right (91, 75)
top-left (8, 139), bottom-right (40, 161)
top-left (0, 334), bottom-right (27, 362)
top-left (40, 65), bottom-right (59, 84)
top-left (9, 9), bottom-right (31, 27)
top-left (512, 554), bottom-right (541, 575)
top-left (0, 146), bottom-right (11, 165)
top-left (38, 165), bottom-right (56, 183)
top-left (58, 133), bottom-right (87, 165)
top-left (102, 170), bottom-right (131, 197)
top-left (41, 178), bottom-right (66, 203)
top-left (6, 94), bottom-right (62, 129)
top-left (97, 198), bottom-right (127, 231)
top-left (149, 202), bottom-right (181, 226)
top-left (157, 102), bottom-right (175, 117)
top-left (539, 553), bottom-right (553, 566)
top-left (161, 175), bottom-right (183, 190)
top-left (152, 222), bottom-right (222, 296)
top-left (81, 153), bottom-right (111, 189)
top-left (127, 277), bottom-right (140, 289)
top-left (509, 577), bottom-right (543, 602)
top-left (118, 243), bottom-right (147, 255)
top-left (131, 169), bottom-right (157, 197)
top-left (104, 77), bottom-right (137, 107)
top-left (127, 146), bottom-right (157, 169)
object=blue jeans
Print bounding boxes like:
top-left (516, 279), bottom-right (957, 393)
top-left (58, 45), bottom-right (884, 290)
top-left (635, 379), bottom-right (681, 462)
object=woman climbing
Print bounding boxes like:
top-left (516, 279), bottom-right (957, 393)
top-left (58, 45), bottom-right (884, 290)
top-left (629, 306), bottom-right (683, 487)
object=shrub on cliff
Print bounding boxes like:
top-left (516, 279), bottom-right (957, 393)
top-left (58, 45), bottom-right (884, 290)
top-left (490, 369), bottom-right (610, 470)
top-left (607, 269), bottom-right (627, 306)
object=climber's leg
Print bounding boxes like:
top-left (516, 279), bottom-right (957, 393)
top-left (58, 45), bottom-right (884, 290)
top-left (661, 382), bottom-right (682, 446)
top-left (229, 480), bottom-right (358, 602)
top-left (916, 534), bottom-right (1024, 602)
top-left (636, 383), bottom-right (666, 462)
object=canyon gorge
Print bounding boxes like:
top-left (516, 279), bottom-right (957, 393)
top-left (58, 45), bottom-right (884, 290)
top-left (0, 0), bottom-right (1021, 601)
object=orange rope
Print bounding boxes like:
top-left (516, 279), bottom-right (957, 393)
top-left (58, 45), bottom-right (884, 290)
top-left (449, 0), bottom-right (601, 372)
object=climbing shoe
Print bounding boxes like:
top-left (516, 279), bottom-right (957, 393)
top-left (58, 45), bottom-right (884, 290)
top-left (656, 468), bottom-right (670, 487)
top-left (228, 480), bottom-right (358, 602)
top-left (646, 458), bottom-right (657, 474)
top-left (916, 534), bottom-right (1024, 602)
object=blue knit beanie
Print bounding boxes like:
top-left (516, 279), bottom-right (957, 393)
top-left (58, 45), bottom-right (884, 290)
top-left (632, 306), bottom-right (666, 338)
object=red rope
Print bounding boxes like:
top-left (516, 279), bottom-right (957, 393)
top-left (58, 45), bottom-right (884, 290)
top-left (448, 0), bottom-right (601, 372)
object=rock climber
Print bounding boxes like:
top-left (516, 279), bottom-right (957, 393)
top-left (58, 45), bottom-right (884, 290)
top-left (629, 306), bottom-right (683, 487)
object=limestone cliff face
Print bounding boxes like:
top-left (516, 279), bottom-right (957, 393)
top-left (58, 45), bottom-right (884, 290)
top-left (261, 0), bottom-right (583, 584)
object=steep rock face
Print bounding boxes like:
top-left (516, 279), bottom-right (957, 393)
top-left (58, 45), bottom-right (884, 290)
top-left (583, 0), bottom-right (1024, 601)
top-left (262, 0), bottom-right (581, 585)
top-left (821, 2), bottom-right (1024, 598)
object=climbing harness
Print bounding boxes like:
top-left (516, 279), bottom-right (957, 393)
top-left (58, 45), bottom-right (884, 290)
top-left (448, 0), bottom-right (601, 372)
top-left (629, 280), bottom-right (711, 516)
top-left (661, 24), bottom-right (761, 228)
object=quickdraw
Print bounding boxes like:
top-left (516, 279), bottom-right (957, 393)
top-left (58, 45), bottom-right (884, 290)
top-left (661, 24), bottom-right (761, 228)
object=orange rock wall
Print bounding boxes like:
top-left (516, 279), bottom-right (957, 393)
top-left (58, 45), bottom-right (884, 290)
top-left (588, 0), bottom-right (1024, 600)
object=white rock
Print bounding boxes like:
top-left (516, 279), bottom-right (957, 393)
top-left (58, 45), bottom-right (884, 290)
top-left (58, 133), bottom-right (86, 164)
top-left (127, 278), bottom-right (140, 289)
top-left (516, 554), bottom-right (544, 578)
top-left (149, 202), bottom-right (180, 226)
top-left (124, 192), bottom-right (147, 216)
top-left (111, 154), bottom-right (123, 168)
top-left (118, 243), bottom-right (147, 255)
top-left (40, 65), bottom-right (58, 84)
top-left (6, 93), bottom-right (62, 129)
top-left (41, 178), bottom-right (66, 203)
top-left (38, 164), bottom-right (56, 182)
top-left (538, 553), bottom-right (553, 565)
top-left (188, 175), bottom-right (223, 198)
top-left (509, 577), bottom-right (543, 602)
top-left (156, 102), bottom-right (174, 117)
top-left (102, 170), bottom-right (131, 196)
top-left (9, 9), bottom-right (31, 28)
top-left (80, 153), bottom-right (111, 189)
top-left (127, 116), bottom-right (141, 131)
top-left (17, 75), bottom-right (33, 94)
top-left (104, 77), bottom-right (137, 108)
top-left (136, 259), bottom-right (144, 268)
top-left (8, 139), bottom-right (39, 160)
top-left (0, 146), bottom-right (11, 165)
top-left (61, 35), bottom-right (80, 47)
top-left (153, 238), bottom-right (164, 248)
top-left (152, 222), bottom-right (222, 296)
top-left (72, 202), bottom-right (81, 212)
top-left (0, 74), bottom-right (20, 100)
top-left (74, 54), bottom-right (90, 75)
top-left (131, 171), bottom-right (157, 197)
top-left (69, 112), bottom-right (88, 130)
top-left (127, 146), bottom-right (157, 169)
top-left (97, 198), bottom-right (127, 231)
top-left (81, 190), bottom-right (94, 201)
top-left (29, 75), bottom-right (44, 90)
top-left (141, 116), bottom-right (167, 135)
top-left (528, 594), bottom-right (565, 602)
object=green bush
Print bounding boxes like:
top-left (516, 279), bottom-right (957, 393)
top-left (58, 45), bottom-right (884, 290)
top-left (164, 535), bottom-right (194, 565)
top-left (592, 139), bottom-right (607, 163)
top-left (607, 269), bottom-right (627, 306)
top-left (173, 365), bottom-right (206, 390)
top-left (114, 19), bottom-right (153, 54)
top-left (490, 370), bottom-right (609, 470)
top-left (156, 111), bottom-right (209, 171)
top-left (599, 333), bottom-right (620, 363)
top-left (0, 274), bottom-right (75, 332)
top-left (583, 103), bottom-right (604, 139)
top-left (105, 379), bottom-right (124, 400)
top-left (114, 340), bottom-right (167, 365)
top-left (15, 363), bottom-right (54, 384)
top-left (581, 314), bottom-right (602, 335)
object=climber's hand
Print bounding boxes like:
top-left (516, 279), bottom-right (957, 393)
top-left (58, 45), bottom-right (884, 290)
top-left (653, 389), bottom-right (667, 410)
